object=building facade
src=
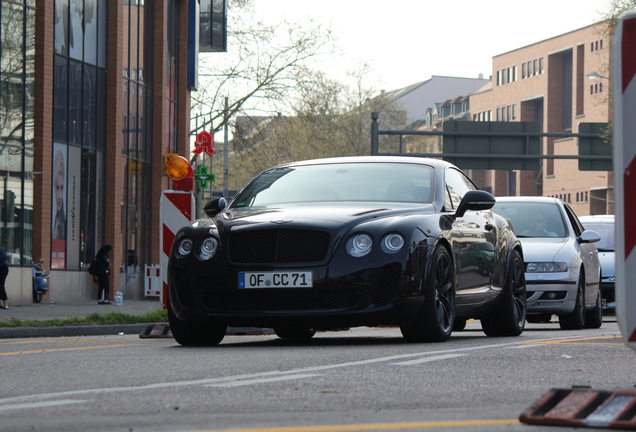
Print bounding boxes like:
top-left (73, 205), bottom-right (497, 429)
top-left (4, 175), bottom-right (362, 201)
top-left (469, 24), bottom-right (613, 216)
top-left (2, 0), bottom-right (194, 305)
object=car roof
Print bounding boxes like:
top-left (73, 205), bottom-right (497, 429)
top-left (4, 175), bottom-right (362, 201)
top-left (579, 214), bottom-right (615, 223)
top-left (272, 156), bottom-right (456, 170)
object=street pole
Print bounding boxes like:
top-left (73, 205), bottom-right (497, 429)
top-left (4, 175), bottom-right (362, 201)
top-left (223, 97), bottom-right (229, 197)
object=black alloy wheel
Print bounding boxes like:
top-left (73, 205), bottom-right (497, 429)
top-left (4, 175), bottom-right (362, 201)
top-left (167, 300), bottom-right (227, 346)
top-left (559, 272), bottom-right (586, 330)
top-left (400, 246), bottom-right (456, 342)
top-left (481, 250), bottom-right (526, 336)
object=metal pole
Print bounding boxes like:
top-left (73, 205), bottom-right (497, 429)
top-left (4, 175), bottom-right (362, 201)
top-left (223, 97), bottom-right (229, 197)
top-left (371, 112), bottom-right (379, 155)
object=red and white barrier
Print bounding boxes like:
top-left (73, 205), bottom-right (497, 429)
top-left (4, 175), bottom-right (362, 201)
top-left (160, 191), bottom-right (194, 309)
top-left (613, 9), bottom-right (636, 351)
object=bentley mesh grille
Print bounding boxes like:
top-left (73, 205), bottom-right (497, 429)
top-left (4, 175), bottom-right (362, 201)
top-left (371, 263), bottom-right (401, 306)
top-left (229, 229), bottom-right (330, 264)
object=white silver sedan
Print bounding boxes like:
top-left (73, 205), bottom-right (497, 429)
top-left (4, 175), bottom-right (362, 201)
top-left (493, 197), bottom-right (603, 330)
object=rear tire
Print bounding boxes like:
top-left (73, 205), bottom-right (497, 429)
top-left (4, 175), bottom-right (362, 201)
top-left (168, 301), bottom-right (226, 346)
top-left (481, 250), bottom-right (526, 337)
top-left (274, 328), bottom-right (316, 339)
top-left (400, 246), bottom-right (455, 343)
top-left (559, 273), bottom-right (585, 330)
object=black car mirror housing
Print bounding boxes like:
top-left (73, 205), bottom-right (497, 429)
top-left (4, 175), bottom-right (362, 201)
top-left (204, 197), bottom-right (227, 217)
top-left (455, 190), bottom-right (496, 218)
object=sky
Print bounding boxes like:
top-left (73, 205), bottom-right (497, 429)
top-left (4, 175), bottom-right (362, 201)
top-left (254, 0), bottom-right (610, 91)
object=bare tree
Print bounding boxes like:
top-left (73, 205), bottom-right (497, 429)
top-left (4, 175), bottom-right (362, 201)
top-left (192, 0), bottom-right (336, 135)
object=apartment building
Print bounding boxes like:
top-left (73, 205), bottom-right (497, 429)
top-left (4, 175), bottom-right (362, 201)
top-left (469, 23), bottom-right (613, 216)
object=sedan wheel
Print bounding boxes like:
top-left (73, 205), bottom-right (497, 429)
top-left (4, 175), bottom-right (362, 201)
top-left (584, 289), bottom-right (603, 329)
top-left (559, 272), bottom-right (585, 330)
top-left (168, 301), bottom-right (227, 346)
top-left (400, 246), bottom-right (455, 342)
top-left (481, 250), bottom-right (526, 336)
top-left (274, 328), bottom-right (317, 339)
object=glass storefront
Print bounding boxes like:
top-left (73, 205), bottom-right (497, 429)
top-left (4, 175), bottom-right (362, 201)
top-left (0, 0), bottom-right (35, 266)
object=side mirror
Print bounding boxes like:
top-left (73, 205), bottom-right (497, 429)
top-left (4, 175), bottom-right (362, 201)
top-left (578, 230), bottom-right (601, 244)
top-left (204, 197), bottom-right (227, 217)
top-left (454, 190), bottom-right (496, 218)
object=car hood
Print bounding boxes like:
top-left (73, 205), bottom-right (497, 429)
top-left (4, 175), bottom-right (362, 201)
top-left (216, 203), bottom-right (436, 231)
top-left (517, 237), bottom-right (568, 262)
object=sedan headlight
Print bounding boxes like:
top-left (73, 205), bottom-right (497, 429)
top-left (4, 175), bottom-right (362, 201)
top-left (177, 238), bottom-right (193, 257)
top-left (380, 234), bottom-right (405, 254)
top-left (198, 237), bottom-right (219, 261)
top-left (526, 262), bottom-right (567, 273)
top-left (346, 234), bottom-right (373, 257)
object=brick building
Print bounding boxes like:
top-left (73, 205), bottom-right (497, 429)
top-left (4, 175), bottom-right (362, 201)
top-left (469, 23), bottom-right (613, 216)
top-left (0, 0), bottom-right (216, 305)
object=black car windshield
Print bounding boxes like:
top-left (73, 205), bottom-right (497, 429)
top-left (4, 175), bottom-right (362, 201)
top-left (232, 162), bottom-right (436, 207)
top-left (582, 222), bottom-right (614, 251)
top-left (493, 202), bottom-right (567, 238)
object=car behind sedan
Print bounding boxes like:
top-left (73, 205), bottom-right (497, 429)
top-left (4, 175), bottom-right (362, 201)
top-left (493, 197), bottom-right (603, 330)
top-left (579, 214), bottom-right (615, 312)
top-left (168, 156), bottom-right (527, 346)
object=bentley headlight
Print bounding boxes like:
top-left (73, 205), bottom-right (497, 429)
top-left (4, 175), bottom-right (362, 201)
top-left (526, 262), bottom-right (567, 273)
top-left (347, 234), bottom-right (373, 257)
top-left (177, 238), bottom-right (193, 257)
top-left (198, 237), bottom-right (219, 261)
top-left (380, 234), bottom-right (405, 254)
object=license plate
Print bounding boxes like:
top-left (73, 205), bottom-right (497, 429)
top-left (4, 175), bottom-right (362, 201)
top-left (238, 271), bottom-right (313, 288)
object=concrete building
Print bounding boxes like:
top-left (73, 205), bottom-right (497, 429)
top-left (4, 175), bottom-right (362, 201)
top-left (0, 1), bottom-right (222, 306)
top-left (469, 23), bottom-right (613, 216)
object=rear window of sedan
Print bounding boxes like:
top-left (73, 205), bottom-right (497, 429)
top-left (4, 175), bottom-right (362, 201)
top-left (233, 163), bottom-right (436, 207)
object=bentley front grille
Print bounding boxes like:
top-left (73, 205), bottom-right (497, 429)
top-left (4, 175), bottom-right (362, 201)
top-left (229, 229), bottom-right (331, 264)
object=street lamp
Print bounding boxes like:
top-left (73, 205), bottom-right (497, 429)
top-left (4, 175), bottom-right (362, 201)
top-left (587, 71), bottom-right (611, 80)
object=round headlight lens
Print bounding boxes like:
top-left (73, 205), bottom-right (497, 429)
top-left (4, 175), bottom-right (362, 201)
top-left (347, 234), bottom-right (373, 257)
top-left (381, 234), bottom-right (405, 254)
top-left (177, 238), bottom-right (193, 257)
top-left (198, 237), bottom-right (218, 261)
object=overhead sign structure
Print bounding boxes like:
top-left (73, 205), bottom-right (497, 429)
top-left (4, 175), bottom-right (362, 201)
top-left (442, 120), bottom-right (541, 171)
top-left (612, 8), bottom-right (636, 351)
top-left (578, 122), bottom-right (613, 171)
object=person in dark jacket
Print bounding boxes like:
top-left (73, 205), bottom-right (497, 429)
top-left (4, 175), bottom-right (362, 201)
top-left (94, 245), bottom-right (112, 305)
top-left (0, 247), bottom-right (8, 309)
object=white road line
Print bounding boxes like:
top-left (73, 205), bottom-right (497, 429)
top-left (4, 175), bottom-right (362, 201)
top-left (0, 399), bottom-right (88, 411)
top-left (392, 353), bottom-right (466, 365)
top-left (206, 373), bottom-right (320, 387)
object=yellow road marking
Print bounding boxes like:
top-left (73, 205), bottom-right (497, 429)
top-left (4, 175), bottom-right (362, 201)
top-left (0, 338), bottom-right (130, 346)
top-left (519, 335), bottom-right (622, 345)
top-left (195, 419), bottom-right (520, 432)
top-left (0, 344), bottom-right (132, 355)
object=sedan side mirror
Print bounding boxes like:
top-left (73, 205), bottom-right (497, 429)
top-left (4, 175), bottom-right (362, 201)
top-left (204, 197), bottom-right (227, 217)
top-left (578, 229), bottom-right (601, 244)
top-left (454, 190), bottom-right (496, 218)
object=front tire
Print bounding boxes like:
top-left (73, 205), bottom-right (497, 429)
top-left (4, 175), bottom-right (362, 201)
top-left (559, 272), bottom-right (585, 330)
top-left (168, 301), bottom-right (227, 346)
top-left (481, 250), bottom-right (526, 337)
top-left (400, 246), bottom-right (455, 343)
top-left (584, 290), bottom-right (603, 329)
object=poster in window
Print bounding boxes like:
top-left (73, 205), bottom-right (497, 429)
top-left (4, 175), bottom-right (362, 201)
top-left (52, 142), bottom-right (67, 269)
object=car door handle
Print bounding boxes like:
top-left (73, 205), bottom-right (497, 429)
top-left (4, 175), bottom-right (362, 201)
top-left (485, 223), bottom-right (494, 231)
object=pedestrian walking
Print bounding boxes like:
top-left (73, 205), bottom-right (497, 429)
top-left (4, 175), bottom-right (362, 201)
top-left (91, 245), bottom-right (112, 305)
top-left (0, 246), bottom-right (8, 309)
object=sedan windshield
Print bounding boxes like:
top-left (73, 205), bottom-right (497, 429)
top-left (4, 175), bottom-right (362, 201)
top-left (232, 163), bottom-right (436, 207)
top-left (493, 202), bottom-right (567, 238)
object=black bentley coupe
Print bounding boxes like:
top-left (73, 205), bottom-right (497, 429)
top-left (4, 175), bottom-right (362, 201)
top-left (167, 156), bottom-right (526, 345)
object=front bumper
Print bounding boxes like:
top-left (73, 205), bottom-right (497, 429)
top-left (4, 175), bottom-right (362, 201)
top-left (525, 272), bottom-right (577, 315)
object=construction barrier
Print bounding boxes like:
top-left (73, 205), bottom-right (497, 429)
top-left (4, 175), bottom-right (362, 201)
top-left (144, 265), bottom-right (161, 298)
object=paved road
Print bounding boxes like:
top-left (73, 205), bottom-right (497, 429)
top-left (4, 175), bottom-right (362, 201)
top-left (0, 317), bottom-right (632, 432)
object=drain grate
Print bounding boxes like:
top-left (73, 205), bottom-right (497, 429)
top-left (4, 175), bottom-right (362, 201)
top-left (520, 387), bottom-right (636, 429)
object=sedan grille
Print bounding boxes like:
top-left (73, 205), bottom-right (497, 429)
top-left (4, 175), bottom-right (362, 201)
top-left (229, 229), bottom-right (330, 264)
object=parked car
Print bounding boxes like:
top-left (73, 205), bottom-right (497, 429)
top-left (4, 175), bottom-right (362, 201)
top-left (579, 214), bottom-right (615, 312)
top-left (167, 156), bottom-right (527, 346)
top-left (493, 197), bottom-right (603, 330)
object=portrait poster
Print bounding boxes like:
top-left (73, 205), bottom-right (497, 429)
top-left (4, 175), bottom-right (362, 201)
top-left (66, 145), bottom-right (81, 270)
top-left (51, 142), bottom-right (68, 269)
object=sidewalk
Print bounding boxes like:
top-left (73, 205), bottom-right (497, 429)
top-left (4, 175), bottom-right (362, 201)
top-left (0, 298), bottom-right (166, 339)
